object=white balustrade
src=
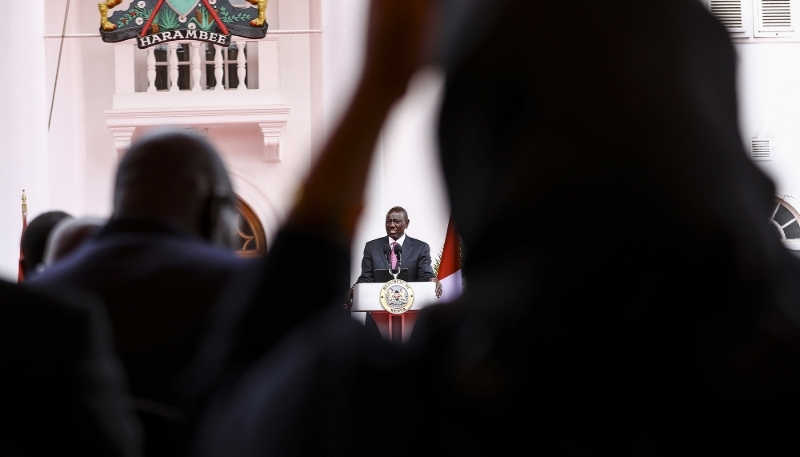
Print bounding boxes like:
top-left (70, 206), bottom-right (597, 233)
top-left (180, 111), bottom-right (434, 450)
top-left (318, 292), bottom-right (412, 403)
top-left (108, 38), bottom-right (287, 163)
top-left (146, 47), bottom-right (156, 93)
top-left (191, 42), bottom-right (202, 92)
top-left (214, 44), bottom-right (224, 91)
top-left (133, 40), bottom-right (263, 92)
top-left (168, 42), bottom-right (179, 92)
top-left (236, 39), bottom-right (247, 90)
top-left (222, 46), bottom-right (229, 89)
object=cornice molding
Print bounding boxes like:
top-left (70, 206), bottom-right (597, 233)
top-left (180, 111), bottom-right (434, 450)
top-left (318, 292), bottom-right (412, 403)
top-left (104, 105), bottom-right (290, 162)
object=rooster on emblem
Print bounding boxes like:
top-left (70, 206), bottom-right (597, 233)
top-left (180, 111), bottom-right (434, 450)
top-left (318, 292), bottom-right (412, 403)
top-left (388, 286), bottom-right (408, 307)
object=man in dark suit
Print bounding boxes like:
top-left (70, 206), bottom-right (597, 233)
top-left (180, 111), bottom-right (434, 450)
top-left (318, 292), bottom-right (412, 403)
top-left (0, 279), bottom-right (143, 457)
top-left (29, 130), bottom-right (247, 457)
top-left (350, 206), bottom-right (441, 336)
top-left (355, 207), bottom-right (439, 287)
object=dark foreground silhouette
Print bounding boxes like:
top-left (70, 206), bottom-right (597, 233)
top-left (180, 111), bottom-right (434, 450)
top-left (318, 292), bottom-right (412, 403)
top-left (190, 0), bottom-right (800, 455)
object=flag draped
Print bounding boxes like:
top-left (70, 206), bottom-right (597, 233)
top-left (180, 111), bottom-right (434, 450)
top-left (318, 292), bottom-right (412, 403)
top-left (18, 190), bottom-right (27, 283)
top-left (437, 216), bottom-right (463, 303)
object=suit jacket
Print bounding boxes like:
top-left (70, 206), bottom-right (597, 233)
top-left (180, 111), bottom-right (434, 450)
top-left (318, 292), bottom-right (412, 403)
top-left (355, 236), bottom-right (435, 284)
top-left (0, 279), bottom-right (143, 457)
top-left (28, 218), bottom-right (249, 457)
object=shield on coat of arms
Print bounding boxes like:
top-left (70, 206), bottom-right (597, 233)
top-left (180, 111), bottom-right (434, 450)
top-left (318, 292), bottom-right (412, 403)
top-left (164, 0), bottom-right (202, 17)
top-left (99, 0), bottom-right (269, 47)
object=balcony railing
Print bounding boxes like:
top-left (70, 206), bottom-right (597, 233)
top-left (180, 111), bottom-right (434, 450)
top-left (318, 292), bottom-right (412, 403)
top-left (139, 39), bottom-right (255, 92)
top-left (112, 35), bottom-right (281, 107)
top-left (106, 36), bottom-right (289, 162)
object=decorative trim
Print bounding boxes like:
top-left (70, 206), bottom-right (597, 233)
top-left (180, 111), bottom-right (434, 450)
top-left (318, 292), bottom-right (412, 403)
top-left (108, 126), bottom-right (137, 160)
top-left (104, 106), bottom-right (289, 124)
top-left (259, 122), bottom-right (284, 162)
top-left (104, 105), bottom-right (289, 161)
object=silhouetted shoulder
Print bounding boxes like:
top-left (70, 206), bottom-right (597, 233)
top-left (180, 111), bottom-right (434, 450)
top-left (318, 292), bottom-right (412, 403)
top-left (0, 280), bottom-right (142, 457)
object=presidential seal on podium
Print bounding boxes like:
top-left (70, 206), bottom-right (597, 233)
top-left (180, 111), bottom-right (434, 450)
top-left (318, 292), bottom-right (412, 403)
top-left (379, 279), bottom-right (415, 314)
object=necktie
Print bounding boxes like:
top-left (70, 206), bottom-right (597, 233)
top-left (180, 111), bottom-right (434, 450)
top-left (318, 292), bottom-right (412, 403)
top-left (390, 241), bottom-right (398, 269)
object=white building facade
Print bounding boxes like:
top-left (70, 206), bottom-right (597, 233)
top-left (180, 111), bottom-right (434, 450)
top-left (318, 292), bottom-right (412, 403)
top-left (8, 1), bottom-right (797, 283)
top-left (705, 0), bottom-right (800, 248)
top-left (0, 0), bottom-right (450, 283)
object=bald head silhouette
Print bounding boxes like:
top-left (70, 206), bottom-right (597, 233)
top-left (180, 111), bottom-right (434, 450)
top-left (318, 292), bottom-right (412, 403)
top-left (19, 210), bottom-right (73, 278)
top-left (114, 129), bottom-right (238, 249)
top-left (43, 216), bottom-right (105, 267)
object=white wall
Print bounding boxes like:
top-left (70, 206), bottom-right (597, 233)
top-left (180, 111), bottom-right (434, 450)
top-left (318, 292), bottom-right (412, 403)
top-left (44, 0), bottom-right (119, 221)
top-left (736, 42), bottom-right (800, 212)
top-left (319, 1), bottom-right (451, 285)
top-left (378, 69), bottom-right (449, 277)
top-left (45, 0), bottom-right (319, 234)
top-left (46, 0), bottom-right (89, 219)
top-left (0, 0), bottom-right (50, 280)
top-left (3, 0), bottom-right (451, 284)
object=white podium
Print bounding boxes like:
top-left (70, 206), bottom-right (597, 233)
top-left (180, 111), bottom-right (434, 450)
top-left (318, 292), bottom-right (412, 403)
top-left (352, 282), bottom-right (439, 343)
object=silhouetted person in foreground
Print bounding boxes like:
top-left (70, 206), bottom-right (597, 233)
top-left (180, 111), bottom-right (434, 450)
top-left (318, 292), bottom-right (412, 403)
top-left (29, 130), bottom-right (247, 457)
top-left (19, 210), bottom-right (72, 280)
top-left (43, 216), bottom-right (105, 268)
top-left (0, 279), bottom-right (142, 457)
top-left (192, 0), bottom-right (800, 455)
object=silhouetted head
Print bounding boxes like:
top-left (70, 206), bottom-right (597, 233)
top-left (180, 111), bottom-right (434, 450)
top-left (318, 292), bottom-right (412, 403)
top-left (385, 206), bottom-right (409, 241)
top-left (437, 0), bottom-right (781, 293)
top-left (20, 210), bottom-right (73, 277)
top-left (113, 129), bottom-right (238, 249)
top-left (43, 216), bottom-right (106, 268)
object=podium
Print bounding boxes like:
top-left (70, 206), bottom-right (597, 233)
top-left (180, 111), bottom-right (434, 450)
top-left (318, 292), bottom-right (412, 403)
top-left (352, 282), bottom-right (439, 343)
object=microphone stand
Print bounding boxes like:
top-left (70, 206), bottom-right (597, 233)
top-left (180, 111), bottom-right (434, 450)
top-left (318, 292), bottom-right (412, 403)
top-left (390, 247), bottom-right (403, 279)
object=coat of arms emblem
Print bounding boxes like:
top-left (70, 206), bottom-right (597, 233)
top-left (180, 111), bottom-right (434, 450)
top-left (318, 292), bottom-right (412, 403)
top-left (379, 279), bottom-right (415, 314)
top-left (98, 0), bottom-right (268, 49)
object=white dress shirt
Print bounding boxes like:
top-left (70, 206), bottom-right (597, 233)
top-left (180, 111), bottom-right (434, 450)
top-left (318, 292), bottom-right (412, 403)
top-left (387, 234), bottom-right (406, 247)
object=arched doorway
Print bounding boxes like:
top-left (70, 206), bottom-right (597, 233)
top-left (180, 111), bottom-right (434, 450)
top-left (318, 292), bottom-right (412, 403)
top-left (770, 198), bottom-right (800, 241)
top-left (235, 197), bottom-right (267, 257)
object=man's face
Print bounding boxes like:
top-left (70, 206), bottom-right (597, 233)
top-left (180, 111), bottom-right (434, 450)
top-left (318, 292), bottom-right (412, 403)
top-left (385, 211), bottom-right (408, 240)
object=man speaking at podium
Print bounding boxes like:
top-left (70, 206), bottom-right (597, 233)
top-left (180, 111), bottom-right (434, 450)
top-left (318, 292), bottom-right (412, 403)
top-left (350, 207), bottom-right (442, 334)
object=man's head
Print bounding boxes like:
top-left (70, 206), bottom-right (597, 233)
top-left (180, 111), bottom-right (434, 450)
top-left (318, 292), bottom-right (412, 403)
top-left (385, 206), bottom-right (409, 241)
top-left (43, 217), bottom-right (106, 267)
top-left (113, 129), bottom-right (238, 249)
top-left (20, 211), bottom-right (73, 277)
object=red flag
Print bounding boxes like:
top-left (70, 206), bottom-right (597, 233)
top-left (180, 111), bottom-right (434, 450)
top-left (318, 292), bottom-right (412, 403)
top-left (18, 190), bottom-right (27, 283)
top-left (437, 215), bottom-right (463, 302)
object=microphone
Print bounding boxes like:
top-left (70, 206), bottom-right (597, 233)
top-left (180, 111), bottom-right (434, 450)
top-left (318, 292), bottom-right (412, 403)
top-left (393, 245), bottom-right (403, 268)
top-left (383, 245), bottom-right (392, 269)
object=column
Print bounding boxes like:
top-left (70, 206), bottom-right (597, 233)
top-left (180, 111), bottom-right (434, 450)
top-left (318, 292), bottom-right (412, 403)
top-left (191, 42), bottom-right (202, 91)
top-left (168, 42), bottom-right (179, 92)
top-left (214, 45), bottom-right (224, 90)
top-left (0, 0), bottom-right (50, 280)
top-left (147, 47), bottom-right (157, 92)
top-left (235, 39), bottom-right (248, 90)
